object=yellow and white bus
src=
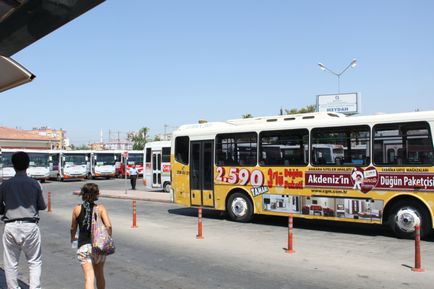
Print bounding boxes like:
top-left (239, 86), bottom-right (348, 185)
top-left (171, 111), bottom-right (434, 238)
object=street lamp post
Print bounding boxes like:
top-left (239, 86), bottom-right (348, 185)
top-left (318, 58), bottom-right (357, 93)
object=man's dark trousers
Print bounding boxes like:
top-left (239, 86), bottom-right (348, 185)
top-left (130, 175), bottom-right (137, 190)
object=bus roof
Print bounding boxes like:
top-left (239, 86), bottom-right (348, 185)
top-left (0, 148), bottom-right (51, 153)
top-left (172, 110), bottom-right (434, 140)
top-left (145, 141), bottom-right (171, 149)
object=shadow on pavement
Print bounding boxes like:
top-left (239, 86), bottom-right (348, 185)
top-left (0, 268), bottom-right (29, 289)
top-left (168, 207), bottom-right (434, 241)
top-left (168, 207), bottom-right (226, 220)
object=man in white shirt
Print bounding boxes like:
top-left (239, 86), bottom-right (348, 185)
top-left (129, 165), bottom-right (138, 190)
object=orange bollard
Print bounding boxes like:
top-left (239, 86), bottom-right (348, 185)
top-left (196, 207), bottom-right (204, 239)
top-left (285, 214), bottom-right (295, 253)
top-left (412, 224), bottom-right (424, 272)
top-left (47, 192), bottom-right (52, 213)
top-left (131, 200), bottom-right (138, 228)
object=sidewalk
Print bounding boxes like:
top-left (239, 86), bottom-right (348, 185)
top-left (72, 189), bottom-right (172, 203)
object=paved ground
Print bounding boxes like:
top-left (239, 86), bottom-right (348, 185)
top-left (0, 178), bottom-right (171, 288)
top-left (73, 188), bottom-right (172, 203)
top-left (0, 179), bottom-right (434, 289)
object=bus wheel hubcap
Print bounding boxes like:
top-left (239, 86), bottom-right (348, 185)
top-left (231, 197), bottom-right (248, 217)
top-left (396, 208), bottom-right (420, 233)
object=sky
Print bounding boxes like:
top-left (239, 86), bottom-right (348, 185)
top-left (2, 0), bottom-right (434, 145)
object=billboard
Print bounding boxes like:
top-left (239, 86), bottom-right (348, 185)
top-left (316, 93), bottom-right (360, 115)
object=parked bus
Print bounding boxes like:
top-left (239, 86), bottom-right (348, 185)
top-left (49, 150), bottom-right (90, 181)
top-left (26, 149), bottom-right (50, 182)
top-left (0, 149), bottom-right (50, 182)
top-left (144, 141), bottom-right (171, 192)
top-left (116, 150), bottom-right (144, 178)
top-left (90, 151), bottom-right (119, 179)
top-left (171, 111), bottom-right (434, 238)
top-left (0, 149), bottom-right (16, 181)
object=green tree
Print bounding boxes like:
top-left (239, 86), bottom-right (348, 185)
top-left (284, 104), bottom-right (316, 115)
top-left (242, 113), bottom-right (253, 118)
top-left (128, 127), bottom-right (149, 150)
top-left (69, 144), bottom-right (89, 150)
top-left (75, 144), bottom-right (90, 150)
top-left (153, 135), bottom-right (161, 141)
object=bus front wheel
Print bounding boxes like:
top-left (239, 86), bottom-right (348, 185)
top-left (227, 192), bottom-right (253, 222)
top-left (388, 200), bottom-right (431, 239)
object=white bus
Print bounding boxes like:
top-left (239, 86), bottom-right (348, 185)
top-left (0, 149), bottom-right (50, 182)
top-left (171, 111), bottom-right (434, 238)
top-left (26, 149), bottom-right (50, 182)
top-left (0, 149), bottom-right (16, 181)
top-left (116, 150), bottom-right (144, 178)
top-left (90, 151), bottom-right (120, 179)
top-left (143, 141), bottom-right (171, 192)
top-left (49, 150), bottom-right (90, 181)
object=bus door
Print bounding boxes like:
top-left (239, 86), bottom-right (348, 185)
top-left (152, 151), bottom-right (162, 188)
top-left (190, 140), bottom-right (214, 207)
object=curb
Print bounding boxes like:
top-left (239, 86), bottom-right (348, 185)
top-left (72, 191), bottom-right (172, 204)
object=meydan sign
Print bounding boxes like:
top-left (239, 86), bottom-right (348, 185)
top-left (316, 92), bottom-right (360, 115)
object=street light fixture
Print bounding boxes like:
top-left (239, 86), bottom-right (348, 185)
top-left (318, 58), bottom-right (357, 93)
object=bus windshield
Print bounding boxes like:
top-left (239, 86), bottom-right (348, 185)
top-left (127, 154), bottom-right (143, 165)
top-left (28, 153), bottom-right (49, 167)
top-left (64, 154), bottom-right (87, 166)
top-left (1, 152), bottom-right (13, 167)
top-left (95, 154), bottom-right (116, 166)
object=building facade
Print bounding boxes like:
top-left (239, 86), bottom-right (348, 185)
top-left (0, 126), bottom-right (55, 149)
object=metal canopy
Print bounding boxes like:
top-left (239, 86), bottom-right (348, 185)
top-left (0, 0), bottom-right (104, 92)
top-left (0, 55), bottom-right (35, 92)
top-left (0, 0), bottom-right (105, 57)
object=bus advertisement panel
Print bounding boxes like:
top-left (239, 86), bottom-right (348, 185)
top-left (171, 111), bottom-right (434, 239)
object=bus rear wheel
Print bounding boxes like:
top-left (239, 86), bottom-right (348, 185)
top-left (226, 192), bottom-right (253, 222)
top-left (163, 182), bottom-right (171, 193)
top-left (388, 200), bottom-right (431, 239)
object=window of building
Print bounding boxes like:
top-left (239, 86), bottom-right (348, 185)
top-left (311, 125), bottom-right (370, 166)
top-left (373, 122), bottom-right (434, 166)
top-left (259, 129), bottom-right (308, 166)
top-left (216, 132), bottom-right (257, 166)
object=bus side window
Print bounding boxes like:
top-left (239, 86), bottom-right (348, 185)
top-left (374, 121), bottom-right (434, 166)
top-left (259, 129), bottom-right (308, 167)
top-left (396, 148), bottom-right (404, 165)
top-left (387, 149), bottom-right (396, 164)
top-left (175, 136), bottom-right (189, 165)
top-left (216, 132), bottom-right (257, 167)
